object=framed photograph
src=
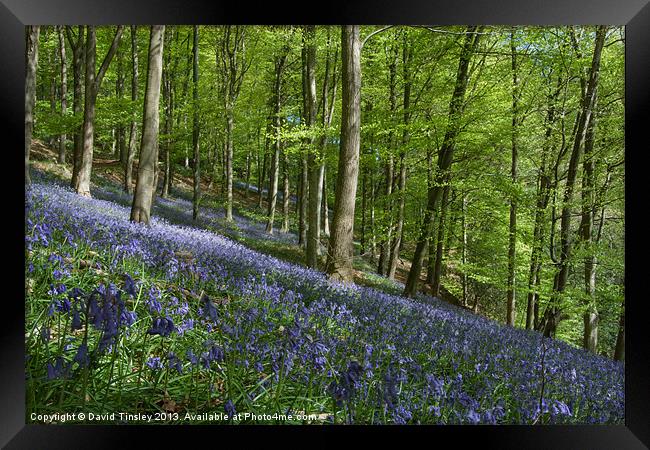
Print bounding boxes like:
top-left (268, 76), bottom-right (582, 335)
top-left (5, 0), bottom-right (648, 447)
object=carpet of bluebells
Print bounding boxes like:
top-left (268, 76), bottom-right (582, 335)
top-left (25, 174), bottom-right (624, 424)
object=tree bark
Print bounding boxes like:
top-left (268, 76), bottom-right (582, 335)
top-left (580, 91), bottom-right (598, 352)
top-left (403, 27), bottom-right (482, 298)
top-left (322, 167), bottom-right (330, 236)
top-left (66, 26), bottom-right (84, 189)
top-left (325, 25), bottom-right (361, 282)
top-left (125, 26), bottom-right (138, 194)
top-left (130, 25), bottom-right (165, 224)
top-left (57, 26), bottom-right (68, 164)
top-left (430, 183), bottom-right (450, 296)
top-left (266, 49), bottom-right (288, 234)
top-left (281, 148), bottom-right (290, 233)
top-left (613, 297), bottom-right (625, 361)
top-left (116, 39), bottom-right (126, 165)
top-left (192, 26), bottom-right (201, 221)
top-left (25, 26), bottom-right (40, 185)
top-left (75, 26), bottom-right (124, 197)
top-left (305, 26), bottom-right (322, 267)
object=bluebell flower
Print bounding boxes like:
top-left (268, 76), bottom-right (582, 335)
top-left (146, 357), bottom-right (163, 370)
top-left (224, 400), bottom-right (236, 418)
top-left (74, 342), bottom-right (90, 367)
top-left (123, 273), bottom-right (137, 297)
top-left (147, 317), bottom-right (175, 337)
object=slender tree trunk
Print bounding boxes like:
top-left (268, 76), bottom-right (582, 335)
top-left (258, 131), bottom-right (268, 209)
top-left (225, 111), bottom-right (234, 221)
top-left (116, 41), bottom-right (126, 165)
top-left (192, 26), bottom-right (200, 221)
top-left (580, 92), bottom-right (598, 352)
top-left (130, 25), bottom-right (165, 224)
top-left (361, 169), bottom-right (367, 255)
top-left (322, 167), bottom-right (330, 236)
top-left (506, 31), bottom-right (519, 327)
top-left (75, 25), bottom-right (124, 197)
top-left (25, 26), bottom-right (40, 185)
top-left (388, 156), bottom-right (406, 279)
top-left (326, 25), bottom-right (361, 282)
top-left (281, 149), bottom-right (290, 233)
top-left (305, 26), bottom-right (322, 267)
top-left (403, 27), bottom-right (482, 298)
top-left (161, 27), bottom-right (176, 199)
top-left (613, 297), bottom-right (625, 361)
top-left (461, 194), bottom-right (468, 307)
top-left (431, 183), bottom-right (450, 296)
top-left (125, 26), bottom-right (138, 194)
top-left (266, 51), bottom-right (287, 234)
top-left (57, 26), bottom-right (68, 164)
top-left (67, 26), bottom-right (84, 189)
top-left (299, 155), bottom-right (308, 247)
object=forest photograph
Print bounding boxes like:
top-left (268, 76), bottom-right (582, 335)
top-left (24, 24), bottom-right (625, 425)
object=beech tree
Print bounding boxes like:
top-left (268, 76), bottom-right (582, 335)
top-left (326, 25), bottom-right (361, 282)
top-left (130, 25), bottom-right (165, 224)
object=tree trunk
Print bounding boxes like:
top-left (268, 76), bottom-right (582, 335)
top-left (304, 26), bottom-right (321, 267)
top-left (388, 155), bottom-right (406, 280)
top-left (161, 27), bottom-right (176, 199)
top-left (225, 111), bottom-right (234, 221)
top-left (281, 148), bottom-right (290, 233)
top-left (613, 297), bottom-right (625, 361)
top-left (25, 26), bottom-right (40, 185)
top-left (75, 26), bottom-right (124, 197)
top-left (192, 26), bottom-right (200, 221)
top-left (130, 25), bottom-right (165, 224)
top-left (360, 168), bottom-right (367, 255)
top-left (431, 183), bottom-right (450, 296)
top-left (387, 35), bottom-right (411, 280)
top-left (506, 30), bottom-right (519, 327)
top-left (325, 25), bottom-right (361, 282)
top-left (57, 26), bottom-right (68, 164)
top-left (258, 134), bottom-right (268, 209)
top-left (67, 26), bottom-right (84, 189)
top-left (403, 27), bottom-right (482, 298)
top-left (461, 193), bottom-right (468, 307)
top-left (322, 167), bottom-right (330, 236)
top-left (116, 40), bottom-right (126, 165)
top-left (125, 26), bottom-right (138, 194)
top-left (580, 91), bottom-right (598, 352)
top-left (299, 154), bottom-right (308, 247)
top-left (266, 51), bottom-right (288, 234)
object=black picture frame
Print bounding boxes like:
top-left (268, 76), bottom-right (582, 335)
top-left (3, 0), bottom-right (648, 448)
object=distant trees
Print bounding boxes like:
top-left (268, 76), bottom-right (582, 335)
top-left (130, 26), bottom-right (165, 224)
